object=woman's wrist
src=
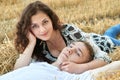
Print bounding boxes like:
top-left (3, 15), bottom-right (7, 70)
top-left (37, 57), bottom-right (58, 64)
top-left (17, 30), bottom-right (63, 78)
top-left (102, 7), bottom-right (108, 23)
top-left (52, 60), bottom-right (61, 68)
top-left (29, 41), bottom-right (36, 46)
top-left (77, 63), bottom-right (90, 73)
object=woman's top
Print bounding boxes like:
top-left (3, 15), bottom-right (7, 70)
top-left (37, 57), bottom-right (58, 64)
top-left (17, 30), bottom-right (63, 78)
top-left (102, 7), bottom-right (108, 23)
top-left (33, 24), bottom-right (115, 63)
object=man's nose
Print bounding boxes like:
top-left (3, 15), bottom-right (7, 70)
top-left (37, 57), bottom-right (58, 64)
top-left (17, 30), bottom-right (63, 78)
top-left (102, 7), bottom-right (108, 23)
top-left (69, 47), bottom-right (76, 54)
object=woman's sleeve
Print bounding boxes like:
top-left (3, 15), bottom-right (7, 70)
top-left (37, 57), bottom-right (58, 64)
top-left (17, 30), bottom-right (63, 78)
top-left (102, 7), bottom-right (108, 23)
top-left (94, 49), bottom-right (112, 63)
top-left (84, 35), bottom-right (112, 63)
top-left (62, 24), bottom-right (112, 63)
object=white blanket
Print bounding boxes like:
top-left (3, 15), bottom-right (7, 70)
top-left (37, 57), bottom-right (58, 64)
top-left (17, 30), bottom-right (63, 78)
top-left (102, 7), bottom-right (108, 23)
top-left (0, 62), bottom-right (94, 80)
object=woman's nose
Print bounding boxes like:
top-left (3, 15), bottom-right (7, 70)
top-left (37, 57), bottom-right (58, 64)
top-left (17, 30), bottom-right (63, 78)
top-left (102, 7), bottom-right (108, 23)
top-left (39, 26), bottom-right (46, 33)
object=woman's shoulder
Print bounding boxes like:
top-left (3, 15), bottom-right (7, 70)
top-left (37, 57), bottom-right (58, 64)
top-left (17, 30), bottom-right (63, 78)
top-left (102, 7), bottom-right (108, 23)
top-left (61, 23), bottom-right (82, 32)
top-left (61, 23), bottom-right (85, 42)
top-left (61, 23), bottom-right (84, 37)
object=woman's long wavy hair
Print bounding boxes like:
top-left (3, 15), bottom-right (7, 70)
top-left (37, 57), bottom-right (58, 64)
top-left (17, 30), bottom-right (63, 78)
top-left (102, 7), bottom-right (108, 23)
top-left (15, 1), bottom-right (62, 63)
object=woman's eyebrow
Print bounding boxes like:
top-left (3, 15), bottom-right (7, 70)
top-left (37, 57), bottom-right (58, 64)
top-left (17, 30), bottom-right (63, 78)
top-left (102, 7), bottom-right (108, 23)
top-left (42, 18), bottom-right (49, 21)
top-left (42, 18), bottom-right (47, 21)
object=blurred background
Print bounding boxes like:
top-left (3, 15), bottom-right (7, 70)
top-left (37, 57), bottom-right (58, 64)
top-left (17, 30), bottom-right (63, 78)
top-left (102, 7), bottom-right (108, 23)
top-left (0, 0), bottom-right (120, 79)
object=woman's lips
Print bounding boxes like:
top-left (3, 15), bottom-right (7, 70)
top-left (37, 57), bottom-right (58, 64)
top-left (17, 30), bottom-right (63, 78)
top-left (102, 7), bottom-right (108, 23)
top-left (40, 32), bottom-right (48, 36)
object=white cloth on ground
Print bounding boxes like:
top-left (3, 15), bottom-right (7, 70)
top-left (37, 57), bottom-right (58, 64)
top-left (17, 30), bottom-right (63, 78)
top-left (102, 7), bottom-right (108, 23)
top-left (0, 62), bottom-right (94, 80)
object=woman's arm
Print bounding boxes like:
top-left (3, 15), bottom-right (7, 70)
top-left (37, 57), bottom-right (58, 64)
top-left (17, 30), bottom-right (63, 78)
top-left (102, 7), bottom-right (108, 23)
top-left (60, 59), bottom-right (107, 74)
top-left (91, 61), bottom-right (120, 74)
top-left (14, 32), bottom-right (36, 70)
top-left (82, 59), bottom-right (107, 72)
top-left (14, 42), bottom-right (35, 70)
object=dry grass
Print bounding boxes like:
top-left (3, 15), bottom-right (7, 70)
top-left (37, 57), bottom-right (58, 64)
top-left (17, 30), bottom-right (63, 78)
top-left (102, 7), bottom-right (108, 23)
top-left (0, 35), bottom-right (18, 74)
top-left (94, 70), bottom-right (120, 80)
top-left (0, 0), bottom-right (120, 79)
top-left (94, 48), bottom-right (120, 80)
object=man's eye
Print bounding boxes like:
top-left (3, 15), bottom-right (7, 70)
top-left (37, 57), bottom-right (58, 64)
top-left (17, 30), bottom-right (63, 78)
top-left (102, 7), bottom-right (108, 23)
top-left (76, 52), bottom-right (80, 56)
top-left (69, 45), bottom-right (73, 48)
top-left (75, 48), bottom-right (81, 56)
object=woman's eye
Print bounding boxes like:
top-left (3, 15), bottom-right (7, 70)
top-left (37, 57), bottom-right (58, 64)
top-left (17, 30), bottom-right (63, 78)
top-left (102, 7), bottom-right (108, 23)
top-left (43, 20), bottom-right (48, 25)
top-left (31, 24), bottom-right (38, 29)
top-left (31, 25), bottom-right (35, 28)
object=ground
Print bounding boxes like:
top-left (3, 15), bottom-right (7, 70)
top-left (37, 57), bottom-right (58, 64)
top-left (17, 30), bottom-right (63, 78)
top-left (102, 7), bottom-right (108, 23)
top-left (0, 0), bottom-right (120, 79)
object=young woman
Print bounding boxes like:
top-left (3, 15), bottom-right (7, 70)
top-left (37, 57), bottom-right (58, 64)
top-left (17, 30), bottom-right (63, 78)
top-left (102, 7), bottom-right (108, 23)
top-left (14, 1), bottom-right (120, 73)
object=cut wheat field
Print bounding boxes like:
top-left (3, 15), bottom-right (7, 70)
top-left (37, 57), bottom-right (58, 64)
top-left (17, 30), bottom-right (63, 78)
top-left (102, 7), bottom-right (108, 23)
top-left (0, 0), bottom-right (120, 80)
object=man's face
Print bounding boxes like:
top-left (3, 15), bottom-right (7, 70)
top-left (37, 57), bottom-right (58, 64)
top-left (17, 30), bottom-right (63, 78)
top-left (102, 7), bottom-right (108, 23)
top-left (62, 42), bottom-right (90, 64)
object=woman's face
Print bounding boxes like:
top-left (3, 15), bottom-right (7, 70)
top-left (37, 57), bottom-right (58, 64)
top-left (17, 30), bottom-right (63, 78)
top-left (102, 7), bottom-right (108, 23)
top-left (30, 12), bottom-right (54, 41)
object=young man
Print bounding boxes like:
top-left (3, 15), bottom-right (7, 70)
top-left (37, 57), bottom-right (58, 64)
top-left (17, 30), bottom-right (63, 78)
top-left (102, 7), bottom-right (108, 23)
top-left (0, 41), bottom-right (95, 80)
top-left (52, 41), bottom-right (94, 71)
top-left (1, 41), bottom-right (120, 80)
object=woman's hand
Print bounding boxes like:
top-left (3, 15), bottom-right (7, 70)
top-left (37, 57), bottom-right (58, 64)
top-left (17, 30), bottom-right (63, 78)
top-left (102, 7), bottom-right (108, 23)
top-left (14, 31), bottom-right (37, 70)
top-left (56, 47), bottom-right (71, 65)
top-left (60, 61), bottom-right (78, 73)
top-left (27, 31), bottom-right (36, 45)
top-left (53, 47), bottom-right (71, 67)
top-left (60, 61), bottom-right (88, 74)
